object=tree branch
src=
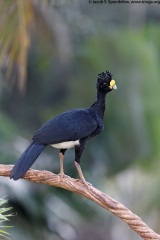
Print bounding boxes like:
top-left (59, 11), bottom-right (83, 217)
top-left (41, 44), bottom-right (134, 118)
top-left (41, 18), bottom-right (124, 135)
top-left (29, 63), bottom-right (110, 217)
top-left (0, 164), bottom-right (160, 240)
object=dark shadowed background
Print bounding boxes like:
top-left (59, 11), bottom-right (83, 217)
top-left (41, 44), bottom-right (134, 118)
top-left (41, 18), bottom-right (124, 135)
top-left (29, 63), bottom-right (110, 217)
top-left (0, 1), bottom-right (160, 239)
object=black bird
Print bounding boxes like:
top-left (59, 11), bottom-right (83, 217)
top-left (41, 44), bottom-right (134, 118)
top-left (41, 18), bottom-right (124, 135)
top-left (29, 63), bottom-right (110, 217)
top-left (10, 71), bottom-right (117, 184)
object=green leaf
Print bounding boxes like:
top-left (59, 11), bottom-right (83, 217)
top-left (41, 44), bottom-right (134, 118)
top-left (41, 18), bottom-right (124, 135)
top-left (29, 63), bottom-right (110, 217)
top-left (0, 197), bottom-right (14, 239)
top-left (0, 230), bottom-right (11, 235)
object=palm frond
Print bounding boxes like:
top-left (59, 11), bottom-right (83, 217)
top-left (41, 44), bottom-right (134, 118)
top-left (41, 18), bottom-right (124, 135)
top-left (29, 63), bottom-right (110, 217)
top-left (0, 0), bottom-right (73, 93)
top-left (0, 0), bottom-right (34, 92)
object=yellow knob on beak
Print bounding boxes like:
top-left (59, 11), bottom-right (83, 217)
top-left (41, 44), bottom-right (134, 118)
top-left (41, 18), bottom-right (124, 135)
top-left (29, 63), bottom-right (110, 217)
top-left (109, 80), bottom-right (117, 90)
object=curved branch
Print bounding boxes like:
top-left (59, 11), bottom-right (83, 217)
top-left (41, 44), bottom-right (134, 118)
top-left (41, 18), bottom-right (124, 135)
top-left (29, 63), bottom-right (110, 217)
top-left (0, 164), bottom-right (160, 240)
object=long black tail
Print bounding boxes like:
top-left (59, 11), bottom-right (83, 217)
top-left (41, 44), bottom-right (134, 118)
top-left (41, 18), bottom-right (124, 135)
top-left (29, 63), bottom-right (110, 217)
top-left (10, 142), bottom-right (46, 180)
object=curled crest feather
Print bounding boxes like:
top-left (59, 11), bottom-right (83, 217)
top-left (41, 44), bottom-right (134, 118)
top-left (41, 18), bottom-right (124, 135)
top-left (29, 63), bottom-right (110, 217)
top-left (97, 71), bottom-right (113, 82)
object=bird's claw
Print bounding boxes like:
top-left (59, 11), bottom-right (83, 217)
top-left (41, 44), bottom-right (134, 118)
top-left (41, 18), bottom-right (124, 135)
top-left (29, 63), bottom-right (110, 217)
top-left (58, 172), bottom-right (71, 180)
top-left (75, 178), bottom-right (92, 187)
top-left (58, 172), bottom-right (65, 180)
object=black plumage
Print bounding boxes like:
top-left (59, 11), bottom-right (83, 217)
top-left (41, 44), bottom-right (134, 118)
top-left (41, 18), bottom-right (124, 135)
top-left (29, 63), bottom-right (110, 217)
top-left (10, 71), bottom-right (117, 184)
top-left (33, 109), bottom-right (97, 145)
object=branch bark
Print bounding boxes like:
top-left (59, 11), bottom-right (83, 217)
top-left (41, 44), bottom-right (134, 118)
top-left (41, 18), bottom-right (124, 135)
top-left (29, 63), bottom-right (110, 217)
top-left (0, 164), bottom-right (160, 240)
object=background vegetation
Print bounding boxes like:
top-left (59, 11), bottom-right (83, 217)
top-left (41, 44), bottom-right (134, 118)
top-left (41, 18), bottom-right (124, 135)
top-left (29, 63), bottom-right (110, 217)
top-left (0, 0), bottom-right (160, 239)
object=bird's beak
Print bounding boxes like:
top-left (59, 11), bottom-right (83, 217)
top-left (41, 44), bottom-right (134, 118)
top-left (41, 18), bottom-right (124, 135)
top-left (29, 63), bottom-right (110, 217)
top-left (109, 80), bottom-right (117, 90)
top-left (113, 84), bottom-right (117, 90)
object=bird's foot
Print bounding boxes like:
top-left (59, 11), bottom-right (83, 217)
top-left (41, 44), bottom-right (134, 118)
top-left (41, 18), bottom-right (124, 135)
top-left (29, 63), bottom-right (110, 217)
top-left (75, 178), bottom-right (92, 187)
top-left (58, 171), bottom-right (65, 180)
top-left (58, 172), bottom-right (71, 180)
top-left (86, 181), bottom-right (92, 186)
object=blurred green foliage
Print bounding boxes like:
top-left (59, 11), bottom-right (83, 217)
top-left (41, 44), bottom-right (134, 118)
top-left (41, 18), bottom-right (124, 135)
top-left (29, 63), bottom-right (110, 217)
top-left (0, 1), bottom-right (160, 240)
top-left (0, 197), bottom-right (13, 239)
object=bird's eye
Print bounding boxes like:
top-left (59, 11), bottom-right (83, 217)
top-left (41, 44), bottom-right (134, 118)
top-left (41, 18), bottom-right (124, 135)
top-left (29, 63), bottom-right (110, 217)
top-left (103, 83), bottom-right (108, 87)
top-left (100, 82), bottom-right (108, 90)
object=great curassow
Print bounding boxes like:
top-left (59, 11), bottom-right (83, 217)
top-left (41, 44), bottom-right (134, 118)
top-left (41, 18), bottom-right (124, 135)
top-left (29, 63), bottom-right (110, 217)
top-left (10, 71), bottom-right (117, 185)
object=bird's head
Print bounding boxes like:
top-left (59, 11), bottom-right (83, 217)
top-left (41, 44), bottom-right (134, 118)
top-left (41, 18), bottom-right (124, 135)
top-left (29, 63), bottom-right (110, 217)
top-left (97, 71), bottom-right (117, 93)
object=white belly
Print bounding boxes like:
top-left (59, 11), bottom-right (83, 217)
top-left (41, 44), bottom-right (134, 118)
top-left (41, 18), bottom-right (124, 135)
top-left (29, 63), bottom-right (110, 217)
top-left (51, 140), bottom-right (80, 149)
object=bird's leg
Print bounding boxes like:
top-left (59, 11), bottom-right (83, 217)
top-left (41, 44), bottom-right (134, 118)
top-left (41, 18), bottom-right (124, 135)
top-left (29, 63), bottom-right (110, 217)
top-left (75, 138), bottom-right (91, 186)
top-left (59, 149), bottom-right (66, 178)
top-left (74, 161), bottom-right (86, 183)
top-left (59, 152), bottom-right (64, 177)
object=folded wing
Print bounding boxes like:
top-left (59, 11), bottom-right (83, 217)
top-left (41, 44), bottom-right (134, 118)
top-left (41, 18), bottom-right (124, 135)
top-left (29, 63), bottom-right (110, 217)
top-left (32, 109), bottom-right (97, 145)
